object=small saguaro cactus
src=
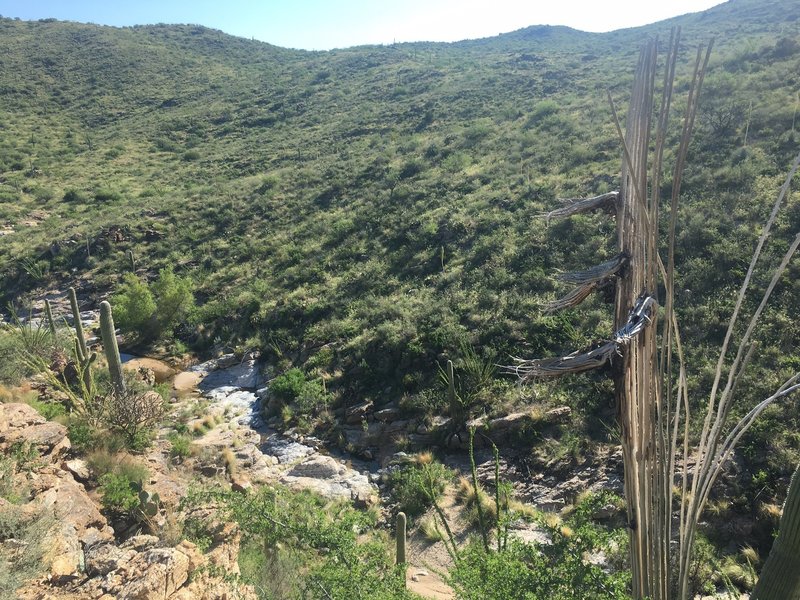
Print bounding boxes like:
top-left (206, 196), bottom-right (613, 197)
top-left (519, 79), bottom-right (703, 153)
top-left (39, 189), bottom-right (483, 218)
top-left (68, 287), bottom-right (89, 360)
top-left (100, 300), bottom-right (125, 396)
top-left (127, 249), bottom-right (135, 272)
top-left (74, 336), bottom-right (97, 397)
top-left (44, 298), bottom-right (57, 338)
top-left (396, 511), bottom-right (407, 567)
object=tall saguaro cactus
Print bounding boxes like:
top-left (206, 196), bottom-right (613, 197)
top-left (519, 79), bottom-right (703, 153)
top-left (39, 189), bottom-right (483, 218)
top-left (752, 464), bottom-right (800, 600)
top-left (100, 300), bottom-right (126, 396)
top-left (509, 33), bottom-right (800, 599)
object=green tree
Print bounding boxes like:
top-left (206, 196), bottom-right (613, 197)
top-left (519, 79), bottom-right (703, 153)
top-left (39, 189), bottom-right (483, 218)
top-left (150, 267), bottom-right (194, 336)
top-left (113, 273), bottom-right (157, 339)
top-left (113, 268), bottom-right (194, 341)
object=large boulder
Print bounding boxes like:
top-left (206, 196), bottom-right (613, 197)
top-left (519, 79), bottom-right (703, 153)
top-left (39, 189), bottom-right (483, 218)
top-left (0, 402), bottom-right (45, 430)
top-left (281, 454), bottom-right (377, 506)
top-left (27, 467), bottom-right (112, 543)
top-left (25, 467), bottom-right (114, 581)
top-left (115, 540), bottom-right (209, 600)
top-left (0, 402), bottom-right (70, 461)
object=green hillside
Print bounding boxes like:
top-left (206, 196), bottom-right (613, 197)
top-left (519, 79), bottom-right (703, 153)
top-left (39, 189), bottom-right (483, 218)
top-left (1, 0), bottom-right (799, 477)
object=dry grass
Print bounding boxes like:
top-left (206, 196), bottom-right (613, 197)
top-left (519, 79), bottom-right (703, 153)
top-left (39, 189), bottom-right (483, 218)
top-left (419, 515), bottom-right (444, 543)
top-left (413, 451), bottom-right (434, 465)
top-left (221, 448), bottom-right (238, 477)
top-left (758, 502), bottom-right (782, 521)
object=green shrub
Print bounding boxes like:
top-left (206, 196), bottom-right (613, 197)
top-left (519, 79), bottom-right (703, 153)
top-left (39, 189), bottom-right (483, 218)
top-left (66, 418), bottom-right (97, 452)
top-left (389, 459), bottom-right (453, 517)
top-left (182, 516), bottom-right (213, 552)
top-left (168, 433), bottom-right (193, 459)
top-left (270, 368), bottom-right (331, 415)
top-left (113, 273), bottom-right (157, 337)
top-left (98, 472), bottom-right (140, 515)
top-left (185, 485), bottom-right (413, 599)
top-left (295, 378), bottom-right (329, 414)
top-left (270, 368), bottom-right (307, 401)
top-left (150, 267), bottom-right (195, 335)
top-left (62, 188), bottom-right (86, 203)
top-left (450, 537), bottom-right (628, 600)
top-left (94, 188), bottom-right (122, 202)
top-left (113, 268), bottom-right (194, 341)
top-left (25, 398), bottom-right (65, 420)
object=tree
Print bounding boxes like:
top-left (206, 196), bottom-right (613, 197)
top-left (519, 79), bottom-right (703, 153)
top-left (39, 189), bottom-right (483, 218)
top-left (113, 268), bottom-right (194, 341)
top-left (113, 272), bottom-right (157, 338)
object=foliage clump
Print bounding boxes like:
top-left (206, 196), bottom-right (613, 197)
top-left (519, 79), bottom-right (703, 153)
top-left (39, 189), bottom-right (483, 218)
top-left (186, 485), bottom-right (414, 599)
top-left (450, 491), bottom-right (629, 600)
top-left (113, 268), bottom-right (194, 341)
top-left (389, 455), bottom-right (453, 517)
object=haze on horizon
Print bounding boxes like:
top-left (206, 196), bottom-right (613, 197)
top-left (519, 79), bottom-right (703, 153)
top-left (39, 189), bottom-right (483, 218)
top-left (0, 0), bottom-right (726, 51)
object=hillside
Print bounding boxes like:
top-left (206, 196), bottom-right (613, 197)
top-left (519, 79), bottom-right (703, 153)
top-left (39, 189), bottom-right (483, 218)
top-left (1, 0), bottom-right (800, 592)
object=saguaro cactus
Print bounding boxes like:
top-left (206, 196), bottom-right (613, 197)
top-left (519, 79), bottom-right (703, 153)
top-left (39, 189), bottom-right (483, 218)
top-left (396, 511), bottom-right (407, 566)
top-left (44, 299), bottom-right (57, 338)
top-left (752, 464), bottom-right (800, 599)
top-left (68, 287), bottom-right (96, 397)
top-left (68, 287), bottom-right (89, 360)
top-left (100, 300), bottom-right (125, 395)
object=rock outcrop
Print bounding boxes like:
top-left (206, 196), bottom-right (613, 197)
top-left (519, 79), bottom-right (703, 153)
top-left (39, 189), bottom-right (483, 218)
top-left (2, 402), bottom-right (254, 600)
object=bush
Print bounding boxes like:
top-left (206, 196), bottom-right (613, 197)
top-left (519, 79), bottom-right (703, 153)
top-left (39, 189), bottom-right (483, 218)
top-left (450, 491), bottom-right (630, 599)
top-left (113, 268), bottom-right (194, 341)
top-left (105, 390), bottom-right (164, 450)
top-left (98, 472), bottom-right (140, 515)
top-left (168, 433), bottom-right (193, 459)
top-left (270, 368), bottom-right (307, 401)
top-left (114, 273), bottom-right (157, 337)
top-left (270, 368), bottom-right (331, 415)
top-left (150, 267), bottom-right (195, 335)
top-left (389, 458), bottom-right (453, 517)
top-left (450, 538), bottom-right (628, 600)
top-left (66, 418), bottom-right (97, 452)
top-left (185, 486), bottom-right (414, 600)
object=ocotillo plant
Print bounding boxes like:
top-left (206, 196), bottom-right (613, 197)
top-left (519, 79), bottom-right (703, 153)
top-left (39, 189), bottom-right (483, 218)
top-left (100, 300), bottom-right (126, 396)
top-left (508, 31), bottom-right (800, 599)
top-left (445, 359), bottom-right (458, 421)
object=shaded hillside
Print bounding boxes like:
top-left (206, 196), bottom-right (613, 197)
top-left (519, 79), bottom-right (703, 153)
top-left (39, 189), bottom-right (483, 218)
top-left (1, 0), bottom-right (799, 491)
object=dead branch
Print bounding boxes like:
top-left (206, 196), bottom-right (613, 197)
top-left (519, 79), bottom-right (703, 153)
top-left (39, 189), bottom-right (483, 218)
top-left (541, 191), bottom-right (619, 224)
top-left (507, 294), bottom-right (655, 380)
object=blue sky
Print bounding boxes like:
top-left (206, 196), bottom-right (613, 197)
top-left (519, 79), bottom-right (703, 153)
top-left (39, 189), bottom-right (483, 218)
top-left (0, 0), bottom-right (725, 50)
